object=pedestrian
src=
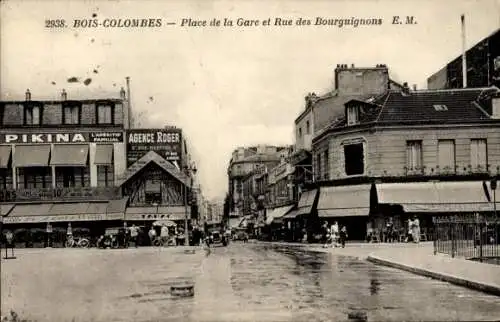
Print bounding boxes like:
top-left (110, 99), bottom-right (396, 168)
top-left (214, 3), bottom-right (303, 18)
top-left (130, 224), bottom-right (139, 247)
top-left (339, 226), bottom-right (348, 248)
top-left (406, 218), bottom-right (413, 243)
top-left (123, 222), bottom-right (130, 248)
top-left (148, 226), bottom-right (157, 246)
top-left (46, 222), bottom-right (53, 248)
top-left (331, 221), bottom-right (339, 248)
top-left (323, 226), bottom-right (331, 248)
top-left (160, 225), bottom-right (169, 246)
top-left (4, 230), bottom-right (14, 258)
top-left (412, 216), bottom-right (420, 243)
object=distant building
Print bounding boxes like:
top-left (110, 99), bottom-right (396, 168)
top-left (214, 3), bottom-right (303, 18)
top-left (427, 29), bottom-right (500, 90)
top-left (226, 145), bottom-right (289, 227)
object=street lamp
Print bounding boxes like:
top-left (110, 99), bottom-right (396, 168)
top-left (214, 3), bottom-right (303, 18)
top-left (184, 163), bottom-right (197, 246)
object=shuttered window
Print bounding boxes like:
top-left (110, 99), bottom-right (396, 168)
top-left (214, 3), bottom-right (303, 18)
top-left (470, 139), bottom-right (487, 170)
top-left (438, 140), bottom-right (456, 172)
top-left (406, 141), bottom-right (423, 170)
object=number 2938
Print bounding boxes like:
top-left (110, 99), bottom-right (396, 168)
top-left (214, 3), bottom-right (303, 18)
top-left (45, 19), bottom-right (67, 28)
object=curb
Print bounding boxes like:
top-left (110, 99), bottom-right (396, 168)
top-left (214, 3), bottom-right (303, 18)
top-left (367, 255), bottom-right (500, 297)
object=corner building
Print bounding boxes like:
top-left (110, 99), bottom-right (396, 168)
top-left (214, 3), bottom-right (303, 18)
top-left (0, 89), bottom-right (130, 246)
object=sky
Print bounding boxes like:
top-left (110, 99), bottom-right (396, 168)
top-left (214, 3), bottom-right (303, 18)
top-left (1, 0), bottom-right (500, 200)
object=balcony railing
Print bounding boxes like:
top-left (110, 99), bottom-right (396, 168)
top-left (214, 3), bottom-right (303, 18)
top-left (0, 187), bottom-right (122, 203)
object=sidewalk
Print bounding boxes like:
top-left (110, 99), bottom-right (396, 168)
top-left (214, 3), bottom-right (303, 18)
top-left (253, 240), bottom-right (500, 296)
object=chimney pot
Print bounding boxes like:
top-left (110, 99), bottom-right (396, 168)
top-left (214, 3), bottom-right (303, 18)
top-left (25, 89), bottom-right (31, 101)
top-left (61, 89), bottom-right (67, 100)
top-left (412, 84), bottom-right (417, 91)
top-left (351, 64), bottom-right (355, 68)
top-left (120, 87), bottom-right (126, 100)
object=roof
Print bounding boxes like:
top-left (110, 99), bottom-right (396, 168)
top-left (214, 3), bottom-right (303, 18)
top-left (116, 151), bottom-right (188, 187)
top-left (322, 87), bottom-right (499, 134)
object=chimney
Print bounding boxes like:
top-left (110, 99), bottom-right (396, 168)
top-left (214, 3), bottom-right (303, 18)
top-left (61, 89), bottom-right (67, 100)
top-left (120, 87), bottom-right (126, 100)
top-left (351, 63), bottom-right (355, 68)
top-left (25, 89), bottom-right (31, 101)
top-left (461, 14), bottom-right (467, 88)
top-left (125, 76), bottom-right (132, 129)
top-left (402, 82), bottom-right (410, 95)
top-left (492, 94), bottom-right (500, 119)
top-left (412, 84), bottom-right (417, 91)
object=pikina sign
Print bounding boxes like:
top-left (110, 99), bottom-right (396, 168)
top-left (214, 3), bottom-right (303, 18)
top-left (0, 132), bottom-right (123, 144)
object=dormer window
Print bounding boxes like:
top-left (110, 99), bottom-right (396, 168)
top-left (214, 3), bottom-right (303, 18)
top-left (63, 104), bottom-right (81, 125)
top-left (24, 105), bottom-right (42, 125)
top-left (97, 103), bottom-right (114, 124)
top-left (347, 106), bottom-right (359, 125)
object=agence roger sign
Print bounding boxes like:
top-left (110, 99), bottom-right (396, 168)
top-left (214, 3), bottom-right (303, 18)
top-left (0, 132), bottom-right (124, 144)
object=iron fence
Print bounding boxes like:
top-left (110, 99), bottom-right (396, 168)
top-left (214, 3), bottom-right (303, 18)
top-left (433, 214), bottom-right (500, 263)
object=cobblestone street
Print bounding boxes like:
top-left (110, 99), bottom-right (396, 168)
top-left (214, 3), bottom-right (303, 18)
top-left (1, 243), bottom-right (500, 322)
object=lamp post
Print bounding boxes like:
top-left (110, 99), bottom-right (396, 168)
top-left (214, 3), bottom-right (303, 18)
top-left (184, 163), bottom-right (197, 246)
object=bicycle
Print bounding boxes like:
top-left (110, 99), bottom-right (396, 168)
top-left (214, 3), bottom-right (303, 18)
top-left (65, 236), bottom-right (90, 248)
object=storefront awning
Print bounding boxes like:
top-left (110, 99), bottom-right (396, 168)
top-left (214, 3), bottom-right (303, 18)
top-left (0, 145), bottom-right (12, 168)
top-left (2, 202), bottom-right (124, 223)
top-left (0, 204), bottom-right (15, 217)
top-left (14, 144), bottom-right (51, 167)
top-left (317, 184), bottom-right (371, 218)
top-left (266, 205), bottom-right (294, 225)
top-left (94, 144), bottom-right (114, 165)
top-left (124, 206), bottom-right (188, 221)
top-left (282, 209), bottom-right (299, 219)
top-left (51, 144), bottom-right (89, 166)
top-left (229, 217), bottom-right (241, 228)
top-left (297, 189), bottom-right (318, 216)
top-left (375, 181), bottom-right (494, 213)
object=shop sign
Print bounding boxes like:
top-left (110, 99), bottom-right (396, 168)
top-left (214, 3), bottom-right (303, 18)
top-left (89, 132), bottom-right (124, 143)
top-left (125, 213), bottom-right (186, 221)
top-left (0, 187), bottom-right (121, 203)
top-left (0, 132), bottom-right (123, 144)
top-left (3, 213), bottom-right (124, 224)
top-left (404, 202), bottom-right (495, 213)
top-left (126, 128), bottom-right (182, 166)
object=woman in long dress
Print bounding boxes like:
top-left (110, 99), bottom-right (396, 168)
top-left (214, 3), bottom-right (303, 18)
top-left (411, 216), bottom-right (420, 243)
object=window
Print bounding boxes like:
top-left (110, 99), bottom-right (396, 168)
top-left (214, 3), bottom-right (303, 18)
top-left (406, 140), bottom-right (423, 171)
top-left (0, 169), bottom-right (13, 190)
top-left (298, 127), bottom-right (302, 138)
top-left (316, 153), bottom-right (322, 181)
top-left (145, 192), bottom-right (162, 204)
top-left (344, 143), bottom-right (364, 175)
top-left (63, 105), bottom-right (80, 125)
top-left (323, 149), bottom-right (329, 180)
top-left (17, 167), bottom-right (51, 189)
top-left (97, 104), bottom-right (113, 124)
top-left (438, 140), bottom-right (456, 172)
top-left (24, 105), bottom-right (41, 125)
top-left (470, 139), bottom-right (487, 170)
top-left (347, 106), bottom-right (359, 125)
top-left (55, 167), bottom-right (89, 188)
top-left (306, 120), bottom-right (310, 134)
top-left (97, 165), bottom-right (115, 187)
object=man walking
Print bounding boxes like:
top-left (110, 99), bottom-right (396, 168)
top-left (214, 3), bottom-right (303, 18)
top-left (130, 224), bottom-right (140, 247)
top-left (339, 226), bottom-right (348, 248)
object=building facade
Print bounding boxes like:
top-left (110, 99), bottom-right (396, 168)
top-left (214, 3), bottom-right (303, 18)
top-left (310, 86), bottom-right (500, 240)
top-left (0, 88), bottom-right (130, 245)
top-left (427, 29), bottom-right (500, 90)
top-left (226, 145), bottom-right (289, 221)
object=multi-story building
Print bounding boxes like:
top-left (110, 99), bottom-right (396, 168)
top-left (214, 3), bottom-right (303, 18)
top-left (119, 127), bottom-right (199, 232)
top-left (310, 85), bottom-right (500, 240)
top-left (427, 28), bottom-right (500, 90)
top-left (226, 145), bottom-right (289, 220)
top-left (0, 88), bottom-right (130, 245)
top-left (286, 64), bottom-right (404, 240)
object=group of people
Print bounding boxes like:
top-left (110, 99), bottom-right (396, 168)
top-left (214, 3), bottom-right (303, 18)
top-left (406, 216), bottom-right (421, 243)
top-left (322, 221), bottom-right (348, 248)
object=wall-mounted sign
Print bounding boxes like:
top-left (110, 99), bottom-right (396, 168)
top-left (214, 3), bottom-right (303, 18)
top-left (125, 213), bottom-right (187, 221)
top-left (0, 187), bottom-right (121, 203)
top-left (126, 128), bottom-right (182, 166)
top-left (0, 132), bottom-right (123, 144)
top-left (89, 132), bottom-right (124, 143)
top-left (3, 213), bottom-right (124, 224)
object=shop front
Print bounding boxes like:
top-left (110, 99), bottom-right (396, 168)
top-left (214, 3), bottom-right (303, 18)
top-left (374, 181), bottom-right (498, 242)
top-left (285, 188), bottom-right (318, 242)
top-left (316, 184), bottom-right (372, 241)
top-left (1, 196), bottom-right (128, 248)
top-left (264, 204), bottom-right (294, 241)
